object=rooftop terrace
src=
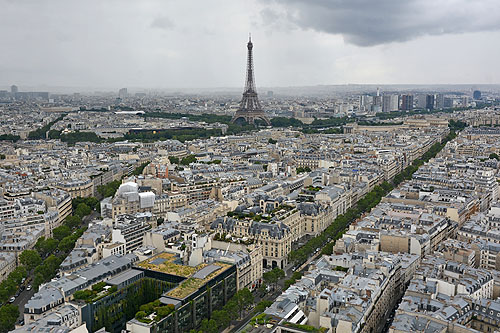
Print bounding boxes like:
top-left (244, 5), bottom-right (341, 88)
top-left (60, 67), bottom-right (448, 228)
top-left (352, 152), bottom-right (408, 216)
top-left (136, 252), bottom-right (232, 299)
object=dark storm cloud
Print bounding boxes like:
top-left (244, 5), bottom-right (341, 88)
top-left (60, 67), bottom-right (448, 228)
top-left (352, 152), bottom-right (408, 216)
top-left (264, 0), bottom-right (500, 46)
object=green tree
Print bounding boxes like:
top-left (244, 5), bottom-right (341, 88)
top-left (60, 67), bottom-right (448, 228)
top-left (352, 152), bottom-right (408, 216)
top-left (97, 180), bottom-right (121, 198)
top-left (92, 281), bottom-right (106, 292)
top-left (33, 273), bottom-right (45, 290)
top-left (60, 131), bottom-right (102, 144)
top-left (268, 138), bottom-right (277, 144)
top-left (53, 225), bottom-right (71, 241)
top-left (211, 310), bottom-right (231, 330)
top-left (84, 197), bottom-right (99, 210)
top-left (135, 311), bottom-right (147, 320)
top-left (270, 117), bottom-right (304, 128)
top-left (168, 156), bottom-right (179, 164)
top-left (489, 153), bottom-right (499, 160)
top-left (0, 134), bottom-right (20, 142)
top-left (44, 255), bottom-right (62, 273)
top-left (2, 279), bottom-right (17, 297)
top-left (180, 155), bottom-right (197, 165)
top-left (34, 264), bottom-right (51, 281)
top-left (156, 305), bottom-right (174, 318)
top-left (200, 318), bottom-right (218, 333)
top-left (19, 250), bottom-right (42, 270)
top-left (74, 202), bottom-right (91, 218)
top-left (132, 161), bottom-right (150, 176)
top-left (64, 215), bottom-right (81, 229)
top-left (35, 237), bottom-right (58, 257)
top-left (73, 289), bottom-right (93, 301)
top-left (263, 268), bottom-right (285, 290)
top-left (47, 129), bottom-right (61, 139)
top-left (254, 300), bottom-right (273, 314)
top-left (234, 288), bottom-right (254, 319)
top-left (10, 266), bottom-right (27, 284)
top-left (257, 283), bottom-right (268, 297)
top-left (223, 300), bottom-right (238, 320)
top-left (58, 236), bottom-right (76, 253)
top-left (0, 304), bottom-right (20, 333)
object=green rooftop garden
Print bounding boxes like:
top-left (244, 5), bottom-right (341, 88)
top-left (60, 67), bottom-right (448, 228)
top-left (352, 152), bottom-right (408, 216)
top-left (134, 299), bottom-right (176, 324)
top-left (166, 262), bottom-right (231, 299)
top-left (283, 322), bottom-right (328, 333)
top-left (72, 281), bottom-right (117, 303)
top-left (137, 252), bottom-right (199, 277)
top-left (213, 233), bottom-right (254, 245)
top-left (226, 204), bottom-right (296, 224)
top-left (138, 253), bottom-right (231, 300)
top-left (306, 186), bottom-right (322, 192)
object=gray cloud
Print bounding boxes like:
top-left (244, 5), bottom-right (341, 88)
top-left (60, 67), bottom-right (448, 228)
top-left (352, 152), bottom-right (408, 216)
top-left (151, 16), bottom-right (175, 30)
top-left (263, 0), bottom-right (500, 46)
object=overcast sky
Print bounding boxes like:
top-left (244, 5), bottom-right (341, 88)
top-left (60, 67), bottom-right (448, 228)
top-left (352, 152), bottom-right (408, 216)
top-left (1, 0), bottom-right (500, 90)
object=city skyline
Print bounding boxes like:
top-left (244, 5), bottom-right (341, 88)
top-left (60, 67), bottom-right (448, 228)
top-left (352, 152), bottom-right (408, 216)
top-left (1, 0), bottom-right (500, 89)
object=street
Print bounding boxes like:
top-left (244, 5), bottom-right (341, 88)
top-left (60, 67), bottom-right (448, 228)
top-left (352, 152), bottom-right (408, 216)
top-left (13, 287), bottom-right (35, 323)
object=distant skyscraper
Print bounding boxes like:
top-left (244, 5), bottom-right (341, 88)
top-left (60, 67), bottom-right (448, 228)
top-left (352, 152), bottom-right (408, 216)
top-left (382, 94), bottom-right (399, 112)
top-left (473, 90), bottom-right (481, 100)
top-left (10, 85), bottom-right (18, 94)
top-left (416, 94), bottom-right (427, 109)
top-left (231, 36), bottom-right (270, 125)
top-left (359, 95), bottom-right (373, 111)
top-left (436, 94), bottom-right (445, 109)
top-left (462, 96), bottom-right (469, 107)
top-left (118, 88), bottom-right (128, 98)
top-left (267, 91), bottom-right (274, 98)
top-left (426, 94), bottom-right (435, 110)
top-left (400, 95), bottom-right (414, 111)
top-left (444, 97), bottom-right (454, 108)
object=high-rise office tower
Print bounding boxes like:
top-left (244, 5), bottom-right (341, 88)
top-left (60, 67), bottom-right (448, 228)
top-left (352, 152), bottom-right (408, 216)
top-left (359, 95), bottom-right (373, 110)
top-left (400, 95), bottom-right (414, 110)
top-left (462, 96), bottom-right (469, 107)
top-left (473, 90), bottom-right (481, 100)
top-left (10, 85), bottom-right (18, 94)
top-left (436, 94), bottom-right (444, 109)
top-left (382, 94), bottom-right (399, 112)
top-left (426, 94), bottom-right (435, 110)
top-left (118, 88), bottom-right (128, 98)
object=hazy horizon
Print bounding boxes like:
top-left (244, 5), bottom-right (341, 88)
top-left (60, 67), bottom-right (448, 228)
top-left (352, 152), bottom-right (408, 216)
top-left (2, 83), bottom-right (499, 96)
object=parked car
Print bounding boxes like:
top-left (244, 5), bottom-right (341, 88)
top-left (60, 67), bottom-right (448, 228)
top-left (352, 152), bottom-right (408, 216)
top-left (9, 297), bottom-right (15, 303)
top-left (26, 285), bottom-right (32, 291)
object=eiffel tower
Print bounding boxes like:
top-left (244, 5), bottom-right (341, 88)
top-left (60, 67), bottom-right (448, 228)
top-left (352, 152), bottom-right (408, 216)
top-left (231, 36), bottom-right (271, 126)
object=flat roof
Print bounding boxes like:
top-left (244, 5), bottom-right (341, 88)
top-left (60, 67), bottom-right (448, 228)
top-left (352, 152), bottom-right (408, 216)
top-left (192, 264), bottom-right (221, 279)
top-left (107, 269), bottom-right (144, 286)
